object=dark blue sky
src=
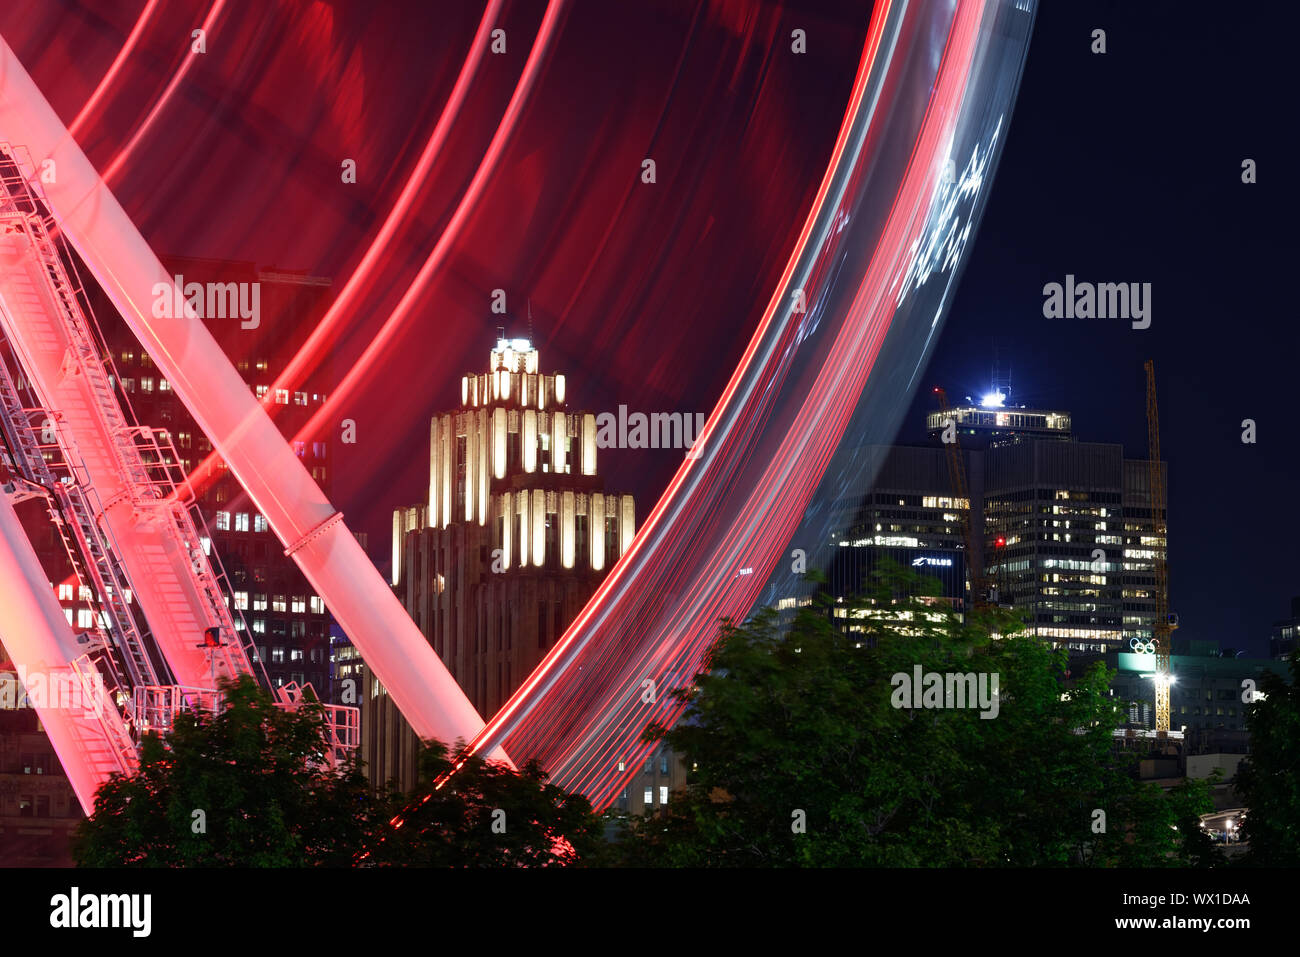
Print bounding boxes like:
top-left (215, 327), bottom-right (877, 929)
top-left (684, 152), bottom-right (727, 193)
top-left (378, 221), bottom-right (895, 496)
top-left (899, 1), bottom-right (1298, 655)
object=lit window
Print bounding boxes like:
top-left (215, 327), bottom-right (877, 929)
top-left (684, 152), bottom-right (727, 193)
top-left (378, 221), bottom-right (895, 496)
top-left (273, 595), bottom-right (287, 612)
top-left (312, 442), bottom-right (327, 459)
top-left (216, 511), bottom-right (231, 531)
top-left (291, 597), bottom-right (306, 614)
top-left (254, 514), bottom-right (267, 533)
top-left (270, 648), bottom-right (285, 663)
top-left (77, 608), bottom-right (94, 629)
top-left (309, 596), bottom-right (325, 615)
top-left (57, 583), bottom-right (74, 601)
top-left (235, 513), bottom-right (249, 532)
top-left (274, 389), bottom-right (289, 405)
top-left (253, 594), bottom-right (268, 611)
top-left (252, 619), bottom-right (266, 634)
top-left (659, 786), bottom-right (668, 805)
top-left (234, 591), bottom-right (249, 611)
top-left (294, 392), bottom-right (307, 406)
top-left (159, 379), bottom-right (171, 392)
top-left (644, 788), bottom-right (653, 806)
top-left (141, 377), bottom-right (154, 392)
top-left (255, 385), bottom-right (269, 398)
top-left (120, 378), bottom-right (135, 393)
top-left (293, 441), bottom-right (305, 458)
top-left (290, 649), bottom-right (304, 662)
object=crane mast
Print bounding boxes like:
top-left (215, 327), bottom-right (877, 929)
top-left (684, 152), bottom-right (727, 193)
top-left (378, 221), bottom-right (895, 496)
top-left (933, 388), bottom-right (992, 612)
top-left (1144, 360), bottom-right (1175, 733)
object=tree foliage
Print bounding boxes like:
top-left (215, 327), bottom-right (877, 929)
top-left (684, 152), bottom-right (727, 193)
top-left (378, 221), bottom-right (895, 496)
top-left (72, 675), bottom-right (603, 867)
top-left (617, 562), bottom-right (1214, 867)
top-left (1234, 651), bottom-right (1300, 866)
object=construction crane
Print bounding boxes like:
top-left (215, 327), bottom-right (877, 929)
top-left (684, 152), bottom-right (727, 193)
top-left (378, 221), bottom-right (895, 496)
top-left (932, 387), bottom-right (995, 612)
top-left (1144, 360), bottom-right (1177, 733)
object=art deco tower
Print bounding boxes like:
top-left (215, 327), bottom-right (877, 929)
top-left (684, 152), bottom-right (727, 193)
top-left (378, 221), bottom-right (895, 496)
top-left (364, 336), bottom-right (635, 790)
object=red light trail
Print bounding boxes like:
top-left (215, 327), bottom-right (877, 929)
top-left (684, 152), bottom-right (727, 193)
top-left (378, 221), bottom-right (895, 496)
top-left (0, 0), bottom-right (1035, 814)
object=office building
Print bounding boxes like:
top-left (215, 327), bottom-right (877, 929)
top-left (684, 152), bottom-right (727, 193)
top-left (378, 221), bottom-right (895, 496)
top-left (365, 336), bottom-right (635, 792)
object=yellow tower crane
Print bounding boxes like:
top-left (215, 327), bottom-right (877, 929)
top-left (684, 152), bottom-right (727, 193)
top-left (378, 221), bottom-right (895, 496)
top-left (1144, 360), bottom-right (1177, 733)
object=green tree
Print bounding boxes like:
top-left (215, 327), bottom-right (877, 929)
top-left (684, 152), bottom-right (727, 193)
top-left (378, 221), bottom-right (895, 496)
top-left (372, 741), bottom-right (606, 867)
top-left (1234, 652), bottom-right (1300, 865)
top-left (73, 675), bottom-right (381, 866)
top-left (617, 562), bottom-right (1214, 867)
top-left (74, 674), bottom-right (607, 867)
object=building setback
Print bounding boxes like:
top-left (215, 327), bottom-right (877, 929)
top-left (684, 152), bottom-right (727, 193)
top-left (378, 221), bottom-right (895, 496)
top-left (364, 337), bottom-right (635, 793)
top-left (826, 400), bottom-right (1166, 654)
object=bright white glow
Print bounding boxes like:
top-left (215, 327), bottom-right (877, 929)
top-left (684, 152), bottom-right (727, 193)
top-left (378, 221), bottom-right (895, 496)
top-left (980, 391), bottom-right (1005, 408)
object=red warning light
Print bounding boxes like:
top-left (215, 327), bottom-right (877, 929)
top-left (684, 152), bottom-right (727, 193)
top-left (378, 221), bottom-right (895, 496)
top-left (995, 536), bottom-right (1006, 548)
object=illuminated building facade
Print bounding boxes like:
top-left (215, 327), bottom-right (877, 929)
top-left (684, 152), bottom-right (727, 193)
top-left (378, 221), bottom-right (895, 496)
top-left (0, 657), bottom-right (80, 866)
top-left (829, 400), bottom-right (1165, 654)
top-left (1269, 597), bottom-right (1300, 661)
top-left (365, 337), bottom-right (635, 792)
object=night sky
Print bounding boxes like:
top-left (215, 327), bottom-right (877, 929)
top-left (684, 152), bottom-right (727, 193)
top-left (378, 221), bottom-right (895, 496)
top-left (904, 2), bottom-right (1299, 655)
top-left (2, 1), bottom-right (1294, 655)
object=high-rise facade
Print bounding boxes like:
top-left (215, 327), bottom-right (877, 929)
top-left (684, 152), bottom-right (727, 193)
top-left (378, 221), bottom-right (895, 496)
top-left (828, 399), bottom-right (1166, 654)
top-left (364, 337), bottom-right (635, 792)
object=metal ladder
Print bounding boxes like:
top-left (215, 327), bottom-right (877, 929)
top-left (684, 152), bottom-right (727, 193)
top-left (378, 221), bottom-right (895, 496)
top-left (0, 347), bottom-right (163, 691)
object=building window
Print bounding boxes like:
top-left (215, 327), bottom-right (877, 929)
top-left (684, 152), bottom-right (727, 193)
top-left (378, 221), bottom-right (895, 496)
top-left (234, 591), bottom-right (249, 611)
top-left (644, 788), bottom-right (653, 806)
top-left (309, 596), bottom-right (325, 615)
top-left (255, 385), bottom-right (269, 398)
top-left (290, 649), bottom-right (304, 662)
top-left (216, 511), bottom-right (231, 531)
top-left (254, 514), bottom-right (268, 533)
top-left (274, 389), bottom-right (289, 405)
top-left (57, 583), bottom-right (74, 601)
top-left (270, 648), bottom-right (285, 663)
top-left (659, 786), bottom-right (668, 806)
top-left (141, 377), bottom-right (154, 393)
top-left (273, 595), bottom-right (287, 612)
top-left (294, 391), bottom-right (308, 406)
top-left (235, 513), bottom-right (250, 532)
top-left (253, 594), bottom-right (268, 611)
